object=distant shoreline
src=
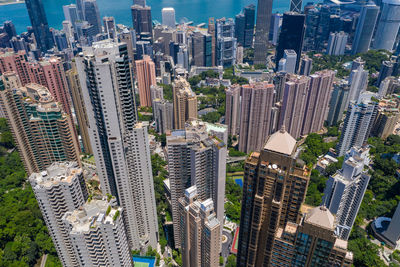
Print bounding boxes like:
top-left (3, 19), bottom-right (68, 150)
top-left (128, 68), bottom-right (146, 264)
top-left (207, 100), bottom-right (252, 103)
top-left (0, 1), bottom-right (24, 6)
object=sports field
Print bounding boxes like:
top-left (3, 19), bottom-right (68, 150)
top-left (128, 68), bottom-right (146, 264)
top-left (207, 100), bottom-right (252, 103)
top-left (132, 256), bottom-right (155, 267)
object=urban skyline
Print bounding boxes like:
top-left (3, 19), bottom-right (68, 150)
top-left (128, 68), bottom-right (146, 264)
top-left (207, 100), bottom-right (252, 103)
top-left (0, 0), bottom-right (400, 265)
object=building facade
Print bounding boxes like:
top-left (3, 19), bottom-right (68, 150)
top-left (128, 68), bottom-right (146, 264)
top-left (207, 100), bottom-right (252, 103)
top-left (237, 129), bottom-right (310, 266)
top-left (173, 77), bottom-right (197, 129)
top-left (135, 55), bottom-right (156, 107)
top-left (29, 162), bottom-right (88, 267)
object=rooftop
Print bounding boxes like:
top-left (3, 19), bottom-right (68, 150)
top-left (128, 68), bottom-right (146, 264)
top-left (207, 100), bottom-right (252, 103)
top-left (264, 128), bottom-right (297, 155)
top-left (305, 206), bottom-right (335, 230)
top-left (29, 162), bottom-right (81, 188)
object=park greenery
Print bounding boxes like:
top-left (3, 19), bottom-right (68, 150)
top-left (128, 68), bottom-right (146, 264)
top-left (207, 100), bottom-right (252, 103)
top-left (0, 118), bottom-right (61, 267)
top-left (225, 175), bottom-right (243, 223)
top-left (309, 50), bottom-right (391, 85)
top-left (150, 154), bottom-right (169, 253)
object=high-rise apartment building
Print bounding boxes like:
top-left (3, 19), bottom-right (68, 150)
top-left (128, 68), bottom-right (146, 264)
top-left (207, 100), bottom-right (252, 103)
top-left (323, 146), bottom-right (371, 240)
top-left (153, 99), bottom-right (173, 134)
top-left (254, 0), bottom-right (273, 64)
top-left (276, 12), bottom-right (305, 71)
top-left (282, 49), bottom-right (297, 73)
top-left (63, 199), bottom-right (133, 267)
top-left (373, 0), bottom-right (400, 51)
top-left (65, 63), bottom-right (93, 154)
top-left (29, 162), bottom-right (88, 267)
top-left (0, 51), bottom-right (73, 119)
top-left (279, 71), bottom-right (335, 138)
top-left (25, 0), bottom-right (54, 52)
top-left (0, 77), bottom-right (80, 174)
top-left (162, 7), bottom-right (176, 29)
top-left (371, 96), bottom-right (400, 139)
top-left (337, 93), bottom-right (378, 156)
top-left (216, 18), bottom-right (237, 67)
top-left (208, 18), bottom-right (216, 67)
top-left (348, 63), bottom-right (368, 105)
top-left (327, 79), bottom-right (350, 126)
top-left (326, 31), bottom-right (348, 56)
top-left (225, 84), bottom-right (241, 136)
top-left (173, 77), bottom-right (197, 129)
top-left (239, 82), bottom-right (275, 153)
top-left (167, 120), bottom-right (226, 248)
top-left (351, 2), bottom-right (379, 54)
top-left (270, 206), bottom-right (353, 266)
top-left (76, 40), bottom-right (157, 249)
top-left (131, 4), bottom-right (153, 39)
top-left (237, 129), bottom-right (310, 266)
top-left (301, 70), bottom-right (335, 134)
top-left (299, 55), bottom-right (313, 76)
top-left (178, 186), bottom-right (221, 267)
top-left (135, 55), bottom-right (156, 107)
top-left (377, 60), bottom-right (394, 86)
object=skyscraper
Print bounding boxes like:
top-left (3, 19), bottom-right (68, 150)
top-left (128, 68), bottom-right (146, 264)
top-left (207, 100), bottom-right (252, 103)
top-left (29, 162), bottom-right (88, 267)
top-left (337, 94), bottom-right (378, 156)
top-left (377, 60), bottom-right (394, 86)
top-left (270, 13), bottom-right (282, 46)
top-left (276, 12), bottom-right (305, 71)
top-left (63, 4), bottom-right (79, 28)
top-left (348, 62), bottom-right (368, 104)
top-left (373, 0), bottom-right (400, 51)
top-left (153, 99), bottom-right (173, 134)
top-left (63, 199), bottom-right (133, 267)
top-left (351, 2), bottom-right (379, 55)
top-left (162, 7), bottom-right (176, 29)
top-left (65, 63), bottom-right (93, 154)
top-left (290, 0), bottom-right (303, 13)
top-left (299, 55), bottom-right (312, 76)
top-left (279, 75), bottom-right (310, 139)
top-left (76, 40), bottom-right (157, 249)
top-left (190, 31), bottom-right (212, 67)
top-left (271, 206), bottom-right (353, 266)
top-left (131, 4), bottom-right (153, 40)
top-left (173, 77), bottom-right (197, 129)
top-left (225, 84), bottom-right (241, 136)
top-left (216, 18), bottom-right (237, 67)
top-left (237, 129), bottom-right (310, 266)
top-left (178, 186), bottom-right (221, 267)
top-left (243, 4), bottom-right (256, 48)
top-left (25, 0), bottom-right (54, 52)
top-left (323, 146), bottom-right (371, 240)
top-left (326, 31), bottom-right (348, 56)
top-left (103, 16), bottom-right (116, 39)
top-left (167, 120), bottom-right (226, 248)
top-left (239, 82), bottom-right (275, 153)
top-left (327, 79), bottom-right (350, 126)
top-left (0, 77), bottom-right (80, 175)
top-left (282, 49), bottom-right (297, 73)
top-left (254, 0), bottom-right (273, 64)
top-left (135, 55), bottom-right (156, 107)
top-left (83, 0), bottom-right (102, 34)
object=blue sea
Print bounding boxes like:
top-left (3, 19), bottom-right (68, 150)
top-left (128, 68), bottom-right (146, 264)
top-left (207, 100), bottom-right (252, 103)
top-left (0, 0), bottom-right (316, 34)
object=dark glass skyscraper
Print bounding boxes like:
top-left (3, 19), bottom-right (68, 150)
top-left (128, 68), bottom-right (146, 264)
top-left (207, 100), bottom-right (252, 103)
top-left (290, 0), bottom-right (303, 12)
top-left (25, 0), bottom-right (54, 52)
top-left (276, 12), bottom-right (305, 71)
top-left (131, 4), bottom-right (153, 41)
top-left (254, 0), bottom-right (273, 65)
top-left (243, 4), bottom-right (255, 48)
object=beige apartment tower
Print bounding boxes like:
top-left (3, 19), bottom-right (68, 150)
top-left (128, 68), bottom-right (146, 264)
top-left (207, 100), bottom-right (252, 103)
top-left (66, 63), bottom-right (93, 154)
top-left (271, 206), bottom-right (353, 267)
top-left (238, 82), bottom-right (275, 153)
top-left (225, 84), bottom-right (241, 136)
top-left (237, 128), bottom-right (310, 266)
top-left (135, 55), bottom-right (156, 107)
top-left (173, 77), bottom-right (197, 129)
top-left (0, 73), bottom-right (80, 175)
top-left (178, 186), bottom-right (221, 267)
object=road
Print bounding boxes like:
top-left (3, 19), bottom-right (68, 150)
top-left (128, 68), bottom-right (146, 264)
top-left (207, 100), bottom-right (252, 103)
top-left (40, 254), bottom-right (47, 267)
top-left (221, 229), bottom-right (233, 259)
